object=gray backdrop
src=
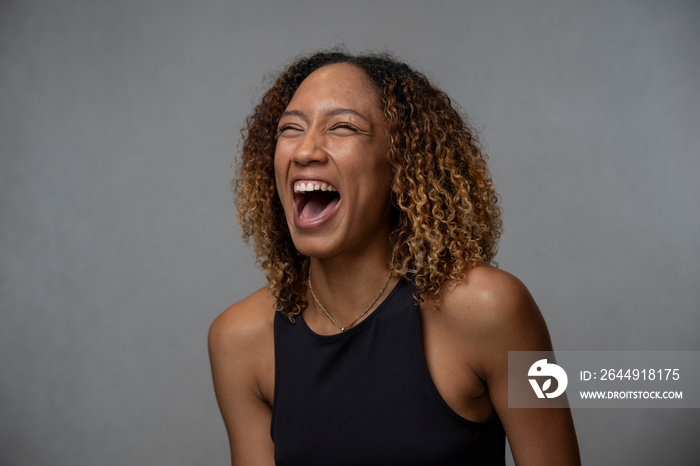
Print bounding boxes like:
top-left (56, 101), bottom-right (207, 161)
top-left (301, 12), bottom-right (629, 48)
top-left (1, 0), bottom-right (698, 464)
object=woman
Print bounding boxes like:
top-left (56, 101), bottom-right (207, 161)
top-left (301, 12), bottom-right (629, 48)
top-left (209, 51), bottom-right (580, 465)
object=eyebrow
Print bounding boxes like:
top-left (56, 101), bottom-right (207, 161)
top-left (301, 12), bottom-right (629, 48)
top-left (280, 107), bottom-right (370, 123)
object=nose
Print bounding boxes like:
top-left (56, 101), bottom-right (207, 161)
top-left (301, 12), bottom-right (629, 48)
top-left (292, 131), bottom-right (328, 165)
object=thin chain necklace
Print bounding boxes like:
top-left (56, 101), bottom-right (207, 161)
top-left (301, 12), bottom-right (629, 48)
top-left (308, 265), bottom-right (393, 332)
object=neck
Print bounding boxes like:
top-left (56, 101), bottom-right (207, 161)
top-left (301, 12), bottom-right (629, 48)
top-left (305, 242), bottom-right (397, 334)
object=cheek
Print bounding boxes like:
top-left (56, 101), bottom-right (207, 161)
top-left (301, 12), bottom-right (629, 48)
top-left (369, 154), bottom-right (393, 190)
top-left (273, 146), bottom-right (287, 190)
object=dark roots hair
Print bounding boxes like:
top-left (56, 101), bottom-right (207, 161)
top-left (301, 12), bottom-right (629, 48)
top-left (235, 50), bottom-right (502, 321)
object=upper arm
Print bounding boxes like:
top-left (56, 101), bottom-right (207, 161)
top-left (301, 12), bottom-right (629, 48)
top-left (455, 267), bottom-right (581, 465)
top-left (208, 292), bottom-right (276, 465)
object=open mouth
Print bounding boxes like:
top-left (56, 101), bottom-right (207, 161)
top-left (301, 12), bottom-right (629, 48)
top-left (293, 181), bottom-right (341, 222)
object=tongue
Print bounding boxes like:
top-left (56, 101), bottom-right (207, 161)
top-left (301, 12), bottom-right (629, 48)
top-left (301, 192), bottom-right (334, 220)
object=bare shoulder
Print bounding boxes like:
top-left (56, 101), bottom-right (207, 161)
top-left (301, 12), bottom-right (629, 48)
top-left (209, 286), bottom-right (277, 353)
top-left (208, 286), bottom-right (277, 399)
top-left (441, 263), bottom-right (545, 330)
top-left (437, 264), bottom-right (580, 464)
top-left (437, 263), bottom-right (553, 371)
top-left (209, 287), bottom-right (277, 463)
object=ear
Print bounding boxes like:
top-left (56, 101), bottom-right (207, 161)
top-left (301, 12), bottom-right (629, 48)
top-left (391, 174), bottom-right (402, 194)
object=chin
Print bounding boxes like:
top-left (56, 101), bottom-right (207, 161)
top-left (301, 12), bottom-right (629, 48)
top-left (291, 242), bottom-right (334, 260)
top-left (288, 232), bottom-right (344, 260)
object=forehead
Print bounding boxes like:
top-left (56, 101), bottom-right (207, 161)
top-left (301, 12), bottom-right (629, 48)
top-left (287, 63), bottom-right (380, 110)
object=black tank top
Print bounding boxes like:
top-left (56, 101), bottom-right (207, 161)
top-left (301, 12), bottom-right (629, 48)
top-left (272, 279), bottom-right (505, 465)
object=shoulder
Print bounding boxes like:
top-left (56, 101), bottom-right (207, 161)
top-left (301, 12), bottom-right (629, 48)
top-left (208, 287), bottom-right (278, 462)
top-left (209, 286), bottom-right (277, 406)
top-left (208, 286), bottom-right (277, 364)
top-left (436, 263), bottom-right (552, 374)
top-left (439, 263), bottom-right (544, 329)
top-left (435, 265), bottom-right (581, 464)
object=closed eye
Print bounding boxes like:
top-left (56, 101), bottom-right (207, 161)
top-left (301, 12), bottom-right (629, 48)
top-left (330, 123), bottom-right (360, 134)
top-left (277, 125), bottom-right (302, 137)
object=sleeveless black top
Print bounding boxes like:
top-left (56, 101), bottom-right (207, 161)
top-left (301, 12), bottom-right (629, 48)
top-left (272, 279), bottom-right (506, 465)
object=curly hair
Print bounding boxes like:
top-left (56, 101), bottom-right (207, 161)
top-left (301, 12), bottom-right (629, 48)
top-left (235, 50), bottom-right (502, 321)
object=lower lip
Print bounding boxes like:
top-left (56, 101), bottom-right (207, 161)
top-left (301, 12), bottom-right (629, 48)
top-left (293, 196), bottom-right (341, 231)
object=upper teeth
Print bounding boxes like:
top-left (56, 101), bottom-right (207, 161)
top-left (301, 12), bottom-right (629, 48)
top-left (294, 181), bottom-right (337, 193)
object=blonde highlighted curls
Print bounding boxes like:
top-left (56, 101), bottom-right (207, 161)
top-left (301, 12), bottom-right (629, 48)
top-left (235, 50), bottom-right (501, 321)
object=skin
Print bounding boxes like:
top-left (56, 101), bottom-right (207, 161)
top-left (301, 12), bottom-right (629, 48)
top-left (273, 63), bottom-right (395, 268)
top-left (209, 63), bottom-right (580, 465)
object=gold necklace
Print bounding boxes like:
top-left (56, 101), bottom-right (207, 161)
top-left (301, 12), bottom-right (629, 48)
top-left (308, 267), bottom-right (393, 332)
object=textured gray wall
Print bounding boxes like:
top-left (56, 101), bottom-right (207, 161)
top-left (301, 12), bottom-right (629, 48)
top-left (1, 1), bottom-right (698, 465)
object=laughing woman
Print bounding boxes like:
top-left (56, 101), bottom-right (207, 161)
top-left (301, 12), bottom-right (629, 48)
top-left (209, 51), bottom-right (580, 465)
